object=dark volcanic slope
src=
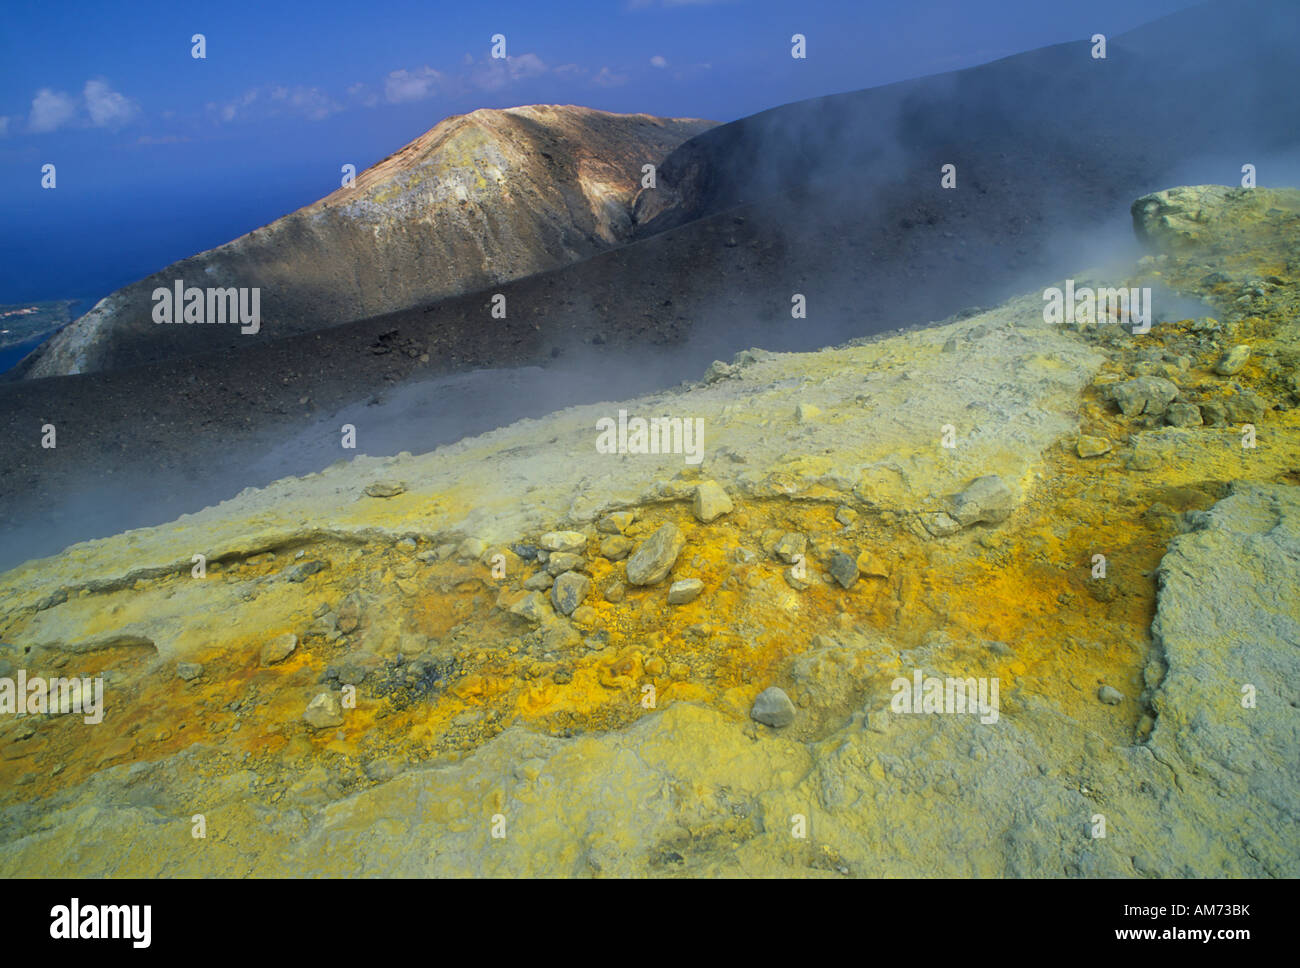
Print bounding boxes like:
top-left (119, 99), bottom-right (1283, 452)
top-left (634, 0), bottom-right (1300, 235)
top-left (2, 0), bottom-right (1298, 568)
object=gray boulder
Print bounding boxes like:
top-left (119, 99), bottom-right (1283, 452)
top-left (551, 572), bottom-right (591, 616)
top-left (1110, 377), bottom-right (1179, 417)
top-left (750, 687), bottom-right (796, 728)
top-left (626, 523), bottom-right (686, 585)
top-left (304, 692), bottom-right (344, 729)
top-left (950, 475), bottom-right (1017, 527)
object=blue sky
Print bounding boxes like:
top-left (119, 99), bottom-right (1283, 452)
top-left (0, 0), bottom-right (1201, 304)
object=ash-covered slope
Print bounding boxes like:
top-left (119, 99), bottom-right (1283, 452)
top-left (17, 106), bottom-right (714, 378)
top-left (635, 0), bottom-right (1300, 234)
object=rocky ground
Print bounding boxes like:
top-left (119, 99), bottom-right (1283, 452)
top-left (0, 185), bottom-right (1296, 876)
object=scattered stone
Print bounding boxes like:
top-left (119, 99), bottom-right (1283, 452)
top-left (950, 475), bottom-right (1017, 526)
top-left (693, 480), bottom-right (733, 523)
top-left (546, 552), bottom-right (584, 576)
top-left (509, 592), bottom-right (552, 624)
top-left (551, 572), bottom-right (591, 616)
top-left (828, 552), bottom-right (859, 589)
top-left (540, 531), bottom-right (586, 553)
top-left (330, 651), bottom-right (381, 686)
top-left (750, 687), bottom-right (796, 728)
top-left (1128, 437), bottom-right (1159, 471)
top-left (625, 523), bottom-right (686, 585)
top-left (667, 579), bottom-right (704, 605)
top-left (303, 692), bottom-right (344, 729)
top-left (1131, 185), bottom-right (1238, 250)
top-left (599, 535), bottom-right (633, 561)
top-left (286, 559), bottom-right (328, 582)
top-left (543, 624), bottom-right (582, 651)
top-left (176, 662), bottom-right (203, 681)
top-left (337, 594), bottom-right (362, 634)
top-left (1165, 402), bottom-right (1203, 427)
top-left (596, 511), bottom-right (636, 534)
top-left (457, 537), bottom-right (489, 561)
top-left (835, 506), bottom-right (858, 527)
top-left (1223, 391), bottom-right (1265, 424)
top-left (1076, 435), bottom-right (1112, 458)
top-left (604, 581), bottom-right (626, 603)
top-left (1199, 400), bottom-right (1228, 426)
top-left (479, 546), bottom-right (509, 568)
top-left (774, 566), bottom-right (808, 590)
top-left (261, 633), bottom-right (298, 666)
top-left (1214, 345), bottom-right (1251, 376)
top-left (704, 360), bottom-right (737, 384)
top-left (644, 657), bottom-right (666, 677)
top-left (1097, 685), bottom-right (1124, 705)
top-left (364, 481), bottom-right (406, 498)
top-left (922, 512), bottom-right (962, 537)
top-left (773, 532), bottom-right (807, 564)
top-left (570, 605), bottom-right (597, 626)
top-left (1110, 377), bottom-right (1180, 417)
top-left (795, 403), bottom-right (821, 423)
top-left (523, 571), bottom-right (554, 591)
top-left (511, 543), bottom-right (539, 560)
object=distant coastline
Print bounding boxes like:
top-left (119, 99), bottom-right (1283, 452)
top-left (0, 298), bottom-right (90, 373)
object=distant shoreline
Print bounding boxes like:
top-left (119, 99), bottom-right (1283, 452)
top-left (0, 298), bottom-right (91, 372)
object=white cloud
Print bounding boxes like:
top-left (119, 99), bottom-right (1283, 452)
top-left (650, 55), bottom-right (668, 68)
top-left (26, 80), bottom-right (140, 133)
top-left (508, 52), bottom-right (548, 79)
top-left (29, 88), bottom-right (77, 133)
top-left (347, 82), bottom-right (379, 108)
top-left (208, 85), bottom-right (339, 123)
top-left (84, 79), bottom-right (140, 128)
top-left (385, 66), bottom-right (443, 103)
top-left (269, 85), bottom-right (342, 120)
top-left (469, 53), bottom-right (548, 92)
top-left (209, 89), bottom-right (258, 122)
top-left (592, 66), bottom-right (629, 88)
top-left (370, 52), bottom-right (552, 106)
